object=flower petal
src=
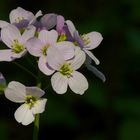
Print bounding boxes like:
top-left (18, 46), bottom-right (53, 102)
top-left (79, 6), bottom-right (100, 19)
top-left (0, 49), bottom-right (14, 62)
top-left (31, 98), bottom-right (47, 114)
top-left (14, 104), bottom-right (34, 125)
top-left (66, 20), bottom-right (76, 36)
top-left (29, 10), bottom-right (42, 24)
top-left (26, 38), bottom-right (43, 57)
top-left (84, 32), bottom-right (103, 50)
top-left (35, 10), bottom-right (42, 18)
top-left (20, 25), bottom-right (36, 43)
top-left (84, 50), bottom-right (100, 65)
top-left (38, 55), bottom-right (55, 75)
top-left (26, 86), bottom-right (45, 98)
top-left (0, 20), bottom-right (9, 28)
top-left (73, 31), bottom-right (85, 47)
top-left (1, 25), bottom-right (21, 48)
top-left (4, 81), bottom-right (26, 103)
top-left (39, 30), bottom-right (58, 45)
top-left (51, 72), bottom-right (68, 94)
top-left (47, 47), bottom-right (65, 70)
top-left (56, 41), bottom-right (75, 60)
top-left (68, 71), bottom-right (88, 95)
top-left (71, 49), bottom-right (86, 70)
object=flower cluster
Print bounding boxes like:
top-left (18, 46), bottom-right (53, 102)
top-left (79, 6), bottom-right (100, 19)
top-left (0, 7), bottom-right (105, 125)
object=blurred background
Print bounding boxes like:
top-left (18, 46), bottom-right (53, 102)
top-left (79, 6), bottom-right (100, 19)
top-left (0, 0), bottom-right (140, 140)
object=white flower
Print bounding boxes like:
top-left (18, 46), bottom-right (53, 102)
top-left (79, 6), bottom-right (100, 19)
top-left (66, 20), bottom-right (103, 65)
top-left (0, 24), bottom-right (35, 61)
top-left (26, 29), bottom-right (75, 75)
top-left (47, 47), bottom-right (88, 95)
top-left (4, 81), bottom-right (47, 125)
top-left (0, 7), bottom-right (42, 28)
top-left (81, 32), bottom-right (103, 65)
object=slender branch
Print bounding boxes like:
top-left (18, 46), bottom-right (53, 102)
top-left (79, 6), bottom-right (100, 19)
top-left (12, 62), bottom-right (38, 79)
top-left (33, 78), bottom-right (42, 140)
top-left (33, 114), bottom-right (40, 140)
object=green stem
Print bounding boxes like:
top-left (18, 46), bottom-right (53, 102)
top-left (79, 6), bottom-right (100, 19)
top-left (33, 114), bottom-right (40, 140)
top-left (33, 79), bottom-right (42, 140)
top-left (13, 62), bottom-right (38, 79)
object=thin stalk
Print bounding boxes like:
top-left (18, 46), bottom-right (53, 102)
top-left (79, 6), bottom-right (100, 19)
top-left (33, 114), bottom-right (40, 140)
top-left (13, 62), bottom-right (38, 79)
top-left (33, 80), bottom-right (42, 140)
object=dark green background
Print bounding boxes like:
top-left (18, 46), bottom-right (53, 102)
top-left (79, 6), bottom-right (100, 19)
top-left (0, 0), bottom-right (140, 140)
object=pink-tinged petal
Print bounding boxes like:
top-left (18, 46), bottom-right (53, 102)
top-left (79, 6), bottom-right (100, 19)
top-left (10, 7), bottom-right (34, 24)
top-left (68, 71), bottom-right (88, 95)
top-left (39, 30), bottom-right (58, 45)
top-left (4, 81), bottom-right (26, 103)
top-left (84, 32), bottom-right (103, 50)
top-left (51, 72), bottom-right (68, 94)
top-left (26, 38), bottom-right (43, 57)
top-left (1, 25), bottom-right (21, 48)
top-left (14, 104), bottom-right (34, 125)
top-left (47, 47), bottom-right (65, 70)
top-left (84, 49), bottom-right (100, 65)
top-left (31, 99), bottom-right (47, 114)
top-left (20, 25), bottom-right (36, 43)
top-left (35, 10), bottom-right (42, 18)
top-left (56, 41), bottom-right (75, 60)
top-left (66, 20), bottom-right (76, 36)
top-left (38, 56), bottom-right (55, 75)
top-left (26, 86), bottom-right (45, 98)
top-left (71, 49), bottom-right (86, 70)
top-left (56, 15), bottom-right (65, 34)
top-left (0, 50), bottom-right (14, 62)
top-left (0, 20), bottom-right (9, 28)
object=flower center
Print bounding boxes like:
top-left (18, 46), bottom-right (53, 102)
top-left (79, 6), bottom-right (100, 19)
top-left (19, 28), bottom-right (26, 34)
top-left (25, 95), bottom-right (37, 108)
top-left (15, 17), bottom-right (24, 23)
top-left (57, 34), bottom-right (67, 42)
top-left (59, 63), bottom-right (73, 76)
top-left (81, 34), bottom-right (90, 45)
top-left (42, 45), bottom-right (50, 56)
top-left (11, 39), bottom-right (25, 53)
top-left (73, 41), bottom-right (79, 46)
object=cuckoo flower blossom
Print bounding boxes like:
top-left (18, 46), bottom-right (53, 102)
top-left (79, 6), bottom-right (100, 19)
top-left (0, 7), bottom-right (42, 29)
top-left (66, 20), bottom-right (103, 65)
top-left (47, 47), bottom-right (88, 95)
top-left (26, 29), bottom-right (75, 75)
top-left (0, 24), bottom-right (35, 61)
top-left (5, 81), bottom-right (47, 125)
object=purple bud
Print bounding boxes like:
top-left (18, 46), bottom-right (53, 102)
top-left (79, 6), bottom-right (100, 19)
top-left (40, 13), bottom-right (57, 30)
top-left (0, 72), bottom-right (6, 92)
top-left (56, 15), bottom-right (65, 34)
